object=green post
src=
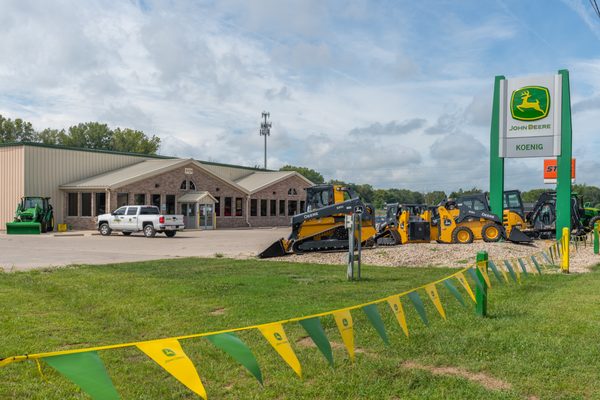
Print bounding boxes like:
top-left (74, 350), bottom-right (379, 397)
top-left (489, 75), bottom-right (506, 218)
top-left (594, 222), bottom-right (599, 255)
top-left (476, 251), bottom-right (488, 317)
top-left (556, 69), bottom-right (573, 240)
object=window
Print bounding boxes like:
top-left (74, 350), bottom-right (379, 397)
top-left (215, 196), bottom-right (220, 216)
top-left (67, 193), bottom-right (78, 216)
top-left (189, 180), bottom-right (196, 190)
top-left (179, 180), bottom-right (196, 190)
top-left (224, 197), bottom-right (232, 216)
top-left (235, 198), bottom-right (243, 216)
top-left (134, 193), bottom-right (146, 205)
top-left (250, 199), bottom-right (258, 216)
top-left (270, 200), bottom-right (277, 216)
top-left (113, 207), bottom-right (126, 216)
top-left (300, 201), bottom-right (305, 213)
top-left (504, 193), bottom-right (521, 209)
top-left (151, 194), bottom-right (161, 208)
top-left (140, 206), bottom-right (159, 215)
top-left (288, 200), bottom-right (297, 216)
top-left (95, 193), bottom-right (106, 215)
top-left (81, 193), bottom-right (92, 217)
top-left (166, 195), bottom-right (175, 214)
top-left (288, 188), bottom-right (298, 195)
top-left (180, 180), bottom-right (187, 190)
top-left (126, 207), bottom-right (138, 216)
top-left (117, 193), bottom-right (129, 207)
top-left (260, 199), bottom-right (267, 216)
top-left (279, 200), bottom-right (286, 216)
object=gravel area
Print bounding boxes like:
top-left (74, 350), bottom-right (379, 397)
top-left (269, 239), bottom-right (598, 273)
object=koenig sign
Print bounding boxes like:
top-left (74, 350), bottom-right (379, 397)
top-left (499, 75), bottom-right (562, 158)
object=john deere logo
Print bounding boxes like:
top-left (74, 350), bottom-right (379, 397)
top-left (393, 304), bottom-right (399, 312)
top-left (342, 318), bottom-right (349, 327)
top-left (274, 332), bottom-right (283, 341)
top-left (510, 86), bottom-right (550, 121)
top-left (162, 348), bottom-right (176, 357)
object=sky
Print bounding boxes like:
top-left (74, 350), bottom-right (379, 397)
top-left (1, 0), bottom-right (600, 193)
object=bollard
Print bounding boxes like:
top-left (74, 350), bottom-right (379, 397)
top-left (475, 251), bottom-right (488, 317)
top-left (561, 227), bottom-right (569, 273)
top-left (595, 222), bottom-right (599, 255)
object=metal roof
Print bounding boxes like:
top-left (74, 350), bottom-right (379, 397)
top-left (177, 191), bottom-right (218, 203)
top-left (235, 171), bottom-right (313, 193)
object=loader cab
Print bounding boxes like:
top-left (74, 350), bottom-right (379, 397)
top-left (503, 190), bottom-right (525, 218)
top-left (305, 184), bottom-right (358, 211)
top-left (455, 193), bottom-right (490, 212)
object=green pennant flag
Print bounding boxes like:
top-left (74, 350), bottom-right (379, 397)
top-left (442, 279), bottom-right (466, 307)
top-left (44, 351), bottom-right (120, 400)
top-left (517, 258), bottom-right (529, 276)
top-left (548, 247), bottom-right (555, 264)
top-left (530, 256), bottom-right (542, 274)
top-left (299, 317), bottom-right (334, 367)
top-left (362, 304), bottom-right (389, 345)
top-left (466, 268), bottom-right (486, 292)
top-left (206, 332), bottom-right (263, 384)
top-left (541, 251), bottom-right (553, 266)
top-left (407, 291), bottom-right (429, 326)
top-left (487, 260), bottom-right (504, 284)
top-left (502, 260), bottom-right (518, 283)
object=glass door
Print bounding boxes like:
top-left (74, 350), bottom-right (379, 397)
top-left (199, 204), bottom-right (214, 230)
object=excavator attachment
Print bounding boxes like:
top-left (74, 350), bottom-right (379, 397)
top-left (258, 238), bottom-right (288, 258)
top-left (6, 221), bottom-right (42, 235)
top-left (507, 227), bottom-right (533, 244)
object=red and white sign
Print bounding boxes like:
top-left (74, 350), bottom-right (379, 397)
top-left (543, 159), bottom-right (575, 184)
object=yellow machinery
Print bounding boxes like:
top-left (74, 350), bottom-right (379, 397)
top-left (259, 185), bottom-right (378, 258)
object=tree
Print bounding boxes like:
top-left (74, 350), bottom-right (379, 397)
top-left (62, 122), bottom-right (113, 149)
top-left (280, 165), bottom-right (324, 184)
top-left (0, 114), bottom-right (36, 143)
top-left (112, 128), bottom-right (160, 154)
top-left (521, 188), bottom-right (550, 203)
top-left (449, 187), bottom-right (483, 198)
top-left (424, 191), bottom-right (446, 205)
top-left (36, 128), bottom-right (66, 145)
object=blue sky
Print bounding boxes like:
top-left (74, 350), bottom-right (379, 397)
top-left (1, 0), bottom-right (599, 192)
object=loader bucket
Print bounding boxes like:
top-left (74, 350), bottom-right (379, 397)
top-left (507, 227), bottom-right (533, 244)
top-left (258, 239), bottom-right (288, 258)
top-left (6, 222), bottom-right (42, 235)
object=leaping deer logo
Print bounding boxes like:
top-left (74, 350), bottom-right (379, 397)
top-left (516, 90), bottom-right (544, 114)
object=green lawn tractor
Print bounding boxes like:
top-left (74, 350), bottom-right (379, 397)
top-left (582, 202), bottom-right (600, 230)
top-left (6, 197), bottom-right (54, 234)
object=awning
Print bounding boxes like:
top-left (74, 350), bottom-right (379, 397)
top-left (177, 191), bottom-right (218, 204)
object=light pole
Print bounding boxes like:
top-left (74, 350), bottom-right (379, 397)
top-left (259, 111), bottom-right (271, 170)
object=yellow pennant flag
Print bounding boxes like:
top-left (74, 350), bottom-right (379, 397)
top-left (332, 309), bottom-right (355, 361)
top-left (476, 263), bottom-right (492, 288)
top-left (425, 284), bottom-right (446, 320)
top-left (386, 296), bottom-right (409, 337)
top-left (258, 323), bottom-right (302, 377)
top-left (456, 272), bottom-right (476, 302)
top-left (136, 339), bottom-right (207, 399)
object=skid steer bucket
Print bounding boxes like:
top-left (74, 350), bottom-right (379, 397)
top-left (6, 222), bottom-right (42, 235)
top-left (507, 227), bottom-right (533, 244)
top-left (258, 239), bottom-right (288, 258)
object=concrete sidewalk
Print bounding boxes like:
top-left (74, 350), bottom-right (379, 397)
top-left (0, 228), bottom-right (288, 271)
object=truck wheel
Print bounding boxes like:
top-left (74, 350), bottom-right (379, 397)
top-left (122, 232), bottom-right (132, 236)
top-left (165, 231), bottom-right (176, 238)
top-left (143, 224), bottom-right (156, 238)
top-left (482, 223), bottom-right (503, 242)
top-left (452, 226), bottom-right (474, 244)
top-left (99, 223), bottom-right (112, 236)
top-left (589, 216), bottom-right (600, 230)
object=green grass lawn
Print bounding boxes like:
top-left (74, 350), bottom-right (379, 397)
top-left (1, 258), bottom-right (600, 399)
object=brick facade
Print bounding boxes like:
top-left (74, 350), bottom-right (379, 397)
top-left (62, 161), bottom-right (311, 230)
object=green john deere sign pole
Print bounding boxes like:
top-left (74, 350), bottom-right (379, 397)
top-left (489, 75), bottom-right (506, 218)
top-left (556, 69), bottom-right (573, 241)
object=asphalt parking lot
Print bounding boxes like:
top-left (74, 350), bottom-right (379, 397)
top-left (0, 228), bottom-right (288, 271)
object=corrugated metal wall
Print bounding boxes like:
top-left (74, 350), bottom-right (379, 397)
top-left (23, 146), bottom-right (150, 225)
top-left (0, 146), bottom-right (25, 229)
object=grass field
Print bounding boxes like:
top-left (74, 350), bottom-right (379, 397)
top-left (1, 258), bottom-right (600, 399)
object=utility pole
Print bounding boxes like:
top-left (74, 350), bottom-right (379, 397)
top-left (259, 111), bottom-right (271, 170)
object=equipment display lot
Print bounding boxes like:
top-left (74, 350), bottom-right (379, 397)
top-left (0, 228), bottom-right (288, 271)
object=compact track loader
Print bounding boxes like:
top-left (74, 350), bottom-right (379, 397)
top-left (258, 185), bottom-right (378, 258)
top-left (6, 197), bottom-right (54, 234)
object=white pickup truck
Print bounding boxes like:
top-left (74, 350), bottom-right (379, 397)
top-left (96, 205), bottom-right (184, 237)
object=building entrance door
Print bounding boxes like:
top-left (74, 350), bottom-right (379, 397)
top-left (181, 203), bottom-right (197, 229)
top-left (199, 204), bottom-right (214, 230)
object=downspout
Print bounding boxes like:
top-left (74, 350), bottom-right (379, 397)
top-left (245, 195), bottom-right (252, 227)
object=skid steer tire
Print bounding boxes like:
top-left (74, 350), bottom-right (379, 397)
top-left (452, 226), bottom-right (474, 244)
top-left (589, 216), bottom-right (600, 231)
top-left (482, 222), bottom-right (503, 243)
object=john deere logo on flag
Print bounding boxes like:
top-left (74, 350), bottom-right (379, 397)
top-left (162, 348), bottom-right (176, 357)
top-left (510, 86), bottom-right (550, 121)
top-left (274, 333), bottom-right (283, 341)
